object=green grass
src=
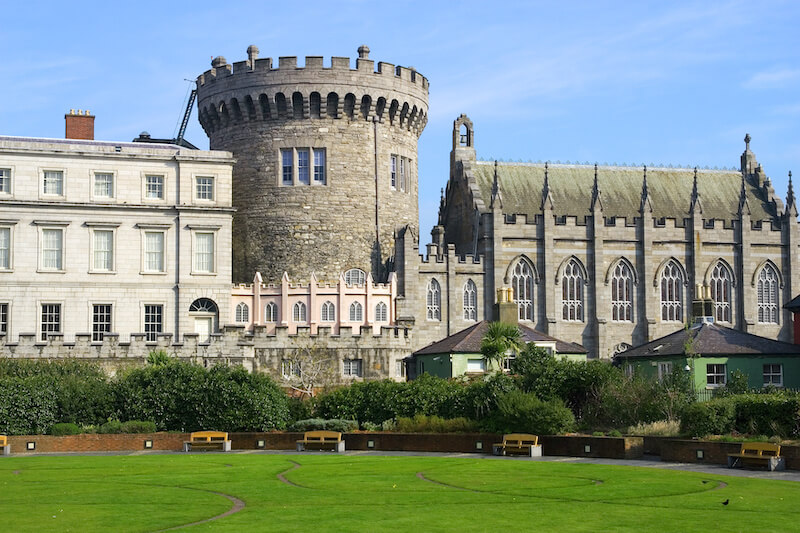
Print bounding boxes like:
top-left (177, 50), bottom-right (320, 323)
top-left (2, 454), bottom-right (800, 531)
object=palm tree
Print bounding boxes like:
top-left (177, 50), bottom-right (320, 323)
top-left (481, 322), bottom-right (522, 372)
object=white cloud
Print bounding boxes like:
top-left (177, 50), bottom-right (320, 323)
top-left (744, 68), bottom-right (800, 89)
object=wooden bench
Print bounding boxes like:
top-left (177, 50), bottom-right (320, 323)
top-left (0, 435), bottom-right (8, 456)
top-left (296, 430), bottom-right (345, 452)
top-left (727, 442), bottom-right (785, 471)
top-left (493, 433), bottom-right (542, 457)
top-left (183, 431), bottom-right (231, 452)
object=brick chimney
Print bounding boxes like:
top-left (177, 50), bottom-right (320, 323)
top-left (65, 109), bottom-right (95, 140)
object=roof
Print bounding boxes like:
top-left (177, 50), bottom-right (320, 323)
top-left (785, 294), bottom-right (800, 311)
top-left (615, 322), bottom-right (800, 359)
top-left (471, 162), bottom-right (774, 222)
top-left (413, 320), bottom-right (587, 356)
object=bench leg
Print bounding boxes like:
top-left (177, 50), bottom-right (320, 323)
top-left (492, 445), bottom-right (504, 456)
top-left (223, 441), bottom-right (231, 452)
top-left (768, 457), bottom-right (786, 472)
top-left (183, 443), bottom-right (190, 453)
top-left (335, 441), bottom-right (345, 453)
top-left (2, 445), bottom-right (9, 456)
top-left (529, 445), bottom-right (543, 457)
top-left (727, 456), bottom-right (739, 468)
top-left (296, 442), bottom-right (305, 452)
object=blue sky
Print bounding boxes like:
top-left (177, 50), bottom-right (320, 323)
top-left (2, 0), bottom-right (799, 237)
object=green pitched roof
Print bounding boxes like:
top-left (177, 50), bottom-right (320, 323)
top-left (472, 162), bottom-right (774, 222)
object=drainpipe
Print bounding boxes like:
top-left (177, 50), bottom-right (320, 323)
top-left (373, 117), bottom-right (380, 274)
top-left (174, 154), bottom-right (181, 341)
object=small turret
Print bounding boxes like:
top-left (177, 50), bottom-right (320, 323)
top-left (786, 171), bottom-right (797, 218)
top-left (741, 133), bottom-right (759, 177)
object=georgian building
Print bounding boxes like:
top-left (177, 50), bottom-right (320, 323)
top-left (0, 111), bottom-right (235, 344)
top-left (400, 115), bottom-right (799, 358)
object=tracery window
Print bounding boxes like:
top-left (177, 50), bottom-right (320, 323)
top-left (757, 263), bottom-right (779, 324)
top-left (349, 302), bottom-right (363, 322)
top-left (321, 301), bottom-right (335, 322)
top-left (611, 261), bottom-right (633, 322)
top-left (265, 302), bottom-right (278, 323)
top-left (344, 268), bottom-right (366, 286)
top-left (235, 302), bottom-right (249, 323)
top-left (561, 259), bottom-right (584, 322)
top-left (427, 278), bottom-right (441, 321)
top-left (511, 260), bottom-right (534, 321)
top-left (375, 302), bottom-right (388, 322)
top-left (710, 262), bottom-right (733, 322)
top-left (463, 279), bottom-right (477, 321)
top-left (660, 260), bottom-right (684, 322)
top-left (293, 302), bottom-right (307, 323)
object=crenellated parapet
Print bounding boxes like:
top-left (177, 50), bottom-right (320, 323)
top-left (196, 46), bottom-right (429, 137)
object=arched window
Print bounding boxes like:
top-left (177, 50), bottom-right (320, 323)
top-left (562, 259), bottom-right (584, 322)
top-left (321, 301), bottom-right (335, 322)
top-left (189, 298), bottom-right (218, 313)
top-left (344, 268), bottom-right (366, 286)
top-left (349, 302), bottom-right (363, 322)
top-left (427, 279), bottom-right (441, 321)
top-left (463, 279), bottom-right (477, 321)
top-left (293, 302), bottom-right (307, 323)
top-left (265, 302), bottom-right (277, 323)
top-left (235, 302), bottom-right (249, 323)
top-left (660, 260), bottom-right (684, 322)
top-left (375, 301), bottom-right (388, 322)
top-left (710, 262), bottom-right (733, 322)
top-left (757, 263), bottom-right (779, 324)
top-left (511, 260), bottom-right (534, 321)
top-left (611, 261), bottom-right (634, 322)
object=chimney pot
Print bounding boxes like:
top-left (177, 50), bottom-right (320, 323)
top-left (65, 109), bottom-right (95, 140)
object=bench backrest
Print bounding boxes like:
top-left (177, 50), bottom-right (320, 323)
top-left (740, 442), bottom-right (780, 457)
top-left (190, 430), bottom-right (228, 442)
top-left (304, 430), bottom-right (342, 441)
top-left (0, 435), bottom-right (6, 446)
top-left (503, 433), bottom-right (538, 446)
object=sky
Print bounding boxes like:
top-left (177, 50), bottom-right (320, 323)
top-left (2, 0), bottom-right (799, 237)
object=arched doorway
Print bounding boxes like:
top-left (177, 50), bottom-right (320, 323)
top-left (189, 298), bottom-right (218, 342)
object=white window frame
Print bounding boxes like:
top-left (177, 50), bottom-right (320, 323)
top-left (0, 302), bottom-right (8, 336)
top-left (92, 171), bottom-right (115, 201)
top-left (293, 301), bottom-right (307, 323)
top-left (763, 363), bottom-right (783, 387)
top-left (39, 302), bottom-right (62, 341)
top-left (139, 226), bottom-right (168, 274)
top-left (706, 363), bottom-right (727, 388)
top-left (345, 269), bottom-right (366, 286)
top-left (467, 358), bottom-right (486, 373)
top-left (395, 359), bottom-right (406, 378)
top-left (511, 261), bottom-right (534, 321)
top-left (192, 230), bottom-right (217, 274)
top-left (92, 303), bottom-right (113, 343)
top-left (611, 261), bottom-right (634, 322)
top-left (88, 226), bottom-right (117, 273)
top-left (349, 301), bottom-right (363, 322)
top-left (313, 148), bottom-right (326, 184)
top-left (427, 278), bottom-right (441, 321)
top-left (235, 302), bottom-right (250, 323)
top-left (463, 279), bottom-right (477, 321)
top-left (660, 260), bottom-right (684, 322)
top-left (40, 168), bottom-right (65, 198)
top-left (562, 259), bottom-right (585, 322)
top-left (343, 358), bottom-right (363, 377)
top-left (0, 223), bottom-right (15, 271)
top-left (37, 224), bottom-right (67, 272)
top-left (657, 361), bottom-right (673, 382)
top-left (195, 176), bottom-right (215, 202)
top-left (282, 359), bottom-right (301, 379)
top-left (757, 264), bottom-right (780, 324)
top-left (265, 302), bottom-right (278, 323)
top-left (143, 303), bottom-right (164, 343)
top-left (143, 174), bottom-right (166, 202)
top-left (321, 301), bottom-right (335, 322)
top-left (297, 148), bottom-right (310, 185)
top-left (375, 301), bottom-right (388, 322)
top-left (390, 155), bottom-right (397, 189)
top-left (280, 147), bottom-right (327, 186)
top-left (0, 167), bottom-right (13, 196)
top-left (710, 262), bottom-right (733, 323)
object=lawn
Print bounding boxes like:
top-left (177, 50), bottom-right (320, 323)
top-left (2, 453), bottom-right (799, 531)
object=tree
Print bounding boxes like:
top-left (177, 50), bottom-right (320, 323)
top-left (481, 322), bottom-right (522, 372)
top-left (282, 340), bottom-right (340, 398)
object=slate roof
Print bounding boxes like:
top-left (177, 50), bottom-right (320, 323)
top-left (471, 162), bottom-right (774, 222)
top-left (785, 294), bottom-right (800, 311)
top-left (614, 322), bottom-right (800, 359)
top-left (413, 320), bottom-right (587, 356)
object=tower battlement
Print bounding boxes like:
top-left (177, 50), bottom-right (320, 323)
top-left (197, 46), bottom-right (429, 137)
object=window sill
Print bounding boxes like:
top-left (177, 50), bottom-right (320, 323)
top-left (140, 271), bottom-right (168, 275)
top-left (191, 271), bottom-right (217, 276)
top-left (89, 270), bottom-right (117, 275)
top-left (37, 269), bottom-right (66, 274)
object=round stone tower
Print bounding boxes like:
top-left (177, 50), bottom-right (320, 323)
top-left (196, 45), bottom-right (429, 283)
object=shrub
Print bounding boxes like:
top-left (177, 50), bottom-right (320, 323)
top-left (288, 418), bottom-right (358, 432)
top-left (99, 419), bottom-right (123, 434)
top-left (486, 390), bottom-right (575, 435)
top-left (680, 398), bottom-right (735, 436)
top-left (287, 396), bottom-right (313, 423)
top-left (0, 376), bottom-right (58, 435)
top-left (729, 393), bottom-right (800, 437)
top-left (395, 415), bottom-right (479, 433)
top-left (146, 350), bottom-right (171, 366)
top-left (626, 420), bottom-right (681, 436)
top-left (120, 420), bottom-right (157, 433)
top-left (50, 422), bottom-right (81, 436)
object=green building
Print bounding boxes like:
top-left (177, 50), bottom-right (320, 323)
top-left (614, 319), bottom-right (800, 395)
top-left (409, 320), bottom-right (587, 379)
